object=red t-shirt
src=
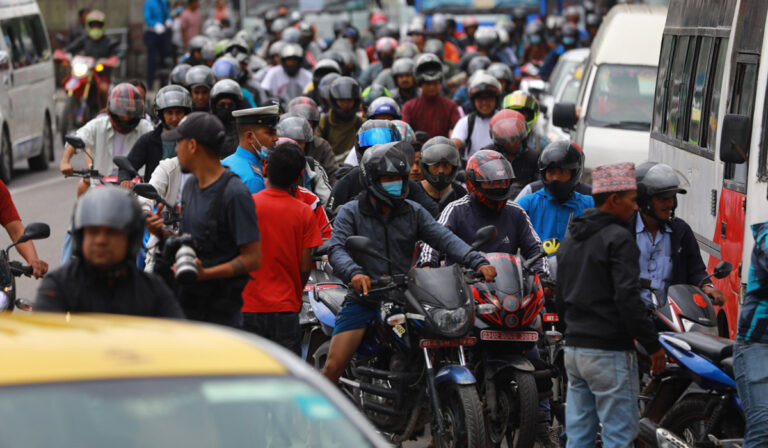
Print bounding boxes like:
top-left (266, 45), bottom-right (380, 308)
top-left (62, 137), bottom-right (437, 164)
top-left (0, 181), bottom-right (20, 227)
top-left (401, 94), bottom-right (462, 138)
top-left (242, 189), bottom-right (323, 313)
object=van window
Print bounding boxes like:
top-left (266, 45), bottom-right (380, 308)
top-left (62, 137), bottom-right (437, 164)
top-left (705, 39), bottom-right (727, 149)
top-left (24, 15), bottom-right (49, 62)
top-left (725, 61), bottom-right (758, 184)
top-left (688, 37), bottom-right (714, 146)
top-left (2, 17), bottom-right (36, 68)
top-left (585, 65), bottom-right (657, 130)
top-left (653, 35), bottom-right (675, 134)
top-left (665, 36), bottom-right (689, 137)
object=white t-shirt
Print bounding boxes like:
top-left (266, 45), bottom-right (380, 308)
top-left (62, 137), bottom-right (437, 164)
top-left (260, 65), bottom-right (312, 98)
top-left (450, 113), bottom-right (493, 158)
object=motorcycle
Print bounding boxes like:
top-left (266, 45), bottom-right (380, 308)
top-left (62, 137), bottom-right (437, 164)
top-left (468, 247), bottom-right (553, 448)
top-left (312, 227), bottom-right (496, 447)
top-left (54, 50), bottom-right (120, 143)
top-left (0, 222), bottom-right (50, 311)
top-left (63, 135), bottom-right (140, 187)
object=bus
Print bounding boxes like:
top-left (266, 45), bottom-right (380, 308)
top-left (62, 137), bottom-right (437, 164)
top-left (649, 0), bottom-right (768, 338)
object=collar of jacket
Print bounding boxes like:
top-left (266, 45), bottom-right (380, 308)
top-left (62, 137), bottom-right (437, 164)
top-left (357, 191), bottom-right (410, 218)
top-left (538, 187), bottom-right (582, 209)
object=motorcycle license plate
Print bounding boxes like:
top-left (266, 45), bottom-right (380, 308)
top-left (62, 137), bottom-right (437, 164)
top-left (480, 330), bottom-right (539, 342)
top-left (543, 313), bottom-right (559, 323)
top-left (419, 337), bottom-right (477, 348)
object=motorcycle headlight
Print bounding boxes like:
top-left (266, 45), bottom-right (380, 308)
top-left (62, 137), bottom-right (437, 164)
top-left (72, 62), bottom-right (89, 77)
top-left (0, 291), bottom-right (9, 311)
top-left (427, 306), bottom-right (470, 338)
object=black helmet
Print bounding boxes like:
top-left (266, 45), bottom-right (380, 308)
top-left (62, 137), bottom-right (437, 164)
top-left (468, 73), bottom-right (502, 100)
top-left (154, 85), bottom-right (192, 127)
top-left (287, 96), bottom-right (321, 124)
top-left (359, 141), bottom-right (410, 208)
top-left (355, 119), bottom-right (402, 161)
top-left (466, 149), bottom-right (515, 211)
top-left (277, 115), bottom-right (314, 143)
top-left (185, 65), bottom-right (216, 91)
top-left (170, 64), bottom-right (192, 86)
top-left (72, 186), bottom-right (145, 260)
top-left (637, 162), bottom-right (688, 221)
top-left (414, 53), bottom-right (443, 85)
top-left (312, 59), bottom-right (342, 91)
top-left (420, 137), bottom-right (460, 190)
top-left (467, 55), bottom-right (491, 76)
top-left (538, 140), bottom-right (584, 203)
top-left (329, 76), bottom-right (361, 121)
top-left (423, 39), bottom-right (444, 59)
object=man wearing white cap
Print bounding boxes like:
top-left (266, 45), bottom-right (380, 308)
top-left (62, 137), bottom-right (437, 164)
top-left (222, 105), bottom-right (280, 194)
top-left (555, 162), bottom-right (666, 447)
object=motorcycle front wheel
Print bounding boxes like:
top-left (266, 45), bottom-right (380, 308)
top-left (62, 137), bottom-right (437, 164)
top-left (437, 383), bottom-right (487, 448)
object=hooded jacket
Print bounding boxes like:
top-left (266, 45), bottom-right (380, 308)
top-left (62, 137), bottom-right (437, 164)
top-left (516, 188), bottom-right (594, 242)
top-left (556, 208), bottom-right (661, 353)
top-left (739, 222), bottom-right (768, 343)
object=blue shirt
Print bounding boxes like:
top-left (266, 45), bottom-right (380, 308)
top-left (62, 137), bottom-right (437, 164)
top-left (222, 146), bottom-right (266, 194)
top-left (738, 222), bottom-right (768, 343)
top-left (516, 188), bottom-right (593, 242)
top-left (635, 216), bottom-right (673, 307)
top-left (143, 0), bottom-right (169, 27)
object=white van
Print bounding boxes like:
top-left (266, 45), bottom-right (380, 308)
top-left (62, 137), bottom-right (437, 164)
top-left (552, 4), bottom-right (667, 173)
top-left (0, 0), bottom-right (56, 183)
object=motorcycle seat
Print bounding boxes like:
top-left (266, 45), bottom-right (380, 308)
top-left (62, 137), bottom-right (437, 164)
top-left (720, 356), bottom-right (734, 378)
top-left (316, 287), bottom-right (346, 316)
top-left (671, 332), bottom-right (734, 363)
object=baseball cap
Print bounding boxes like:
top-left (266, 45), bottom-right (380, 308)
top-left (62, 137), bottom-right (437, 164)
top-left (162, 112), bottom-right (227, 152)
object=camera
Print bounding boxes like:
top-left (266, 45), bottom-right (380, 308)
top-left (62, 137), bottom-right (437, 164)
top-left (161, 234), bottom-right (198, 284)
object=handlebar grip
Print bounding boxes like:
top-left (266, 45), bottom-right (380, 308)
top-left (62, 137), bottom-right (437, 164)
top-left (71, 169), bottom-right (89, 175)
top-left (9, 261), bottom-right (33, 276)
top-left (370, 277), bottom-right (390, 288)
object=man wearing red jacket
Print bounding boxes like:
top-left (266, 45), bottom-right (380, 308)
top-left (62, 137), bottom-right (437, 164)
top-left (402, 54), bottom-right (461, 138)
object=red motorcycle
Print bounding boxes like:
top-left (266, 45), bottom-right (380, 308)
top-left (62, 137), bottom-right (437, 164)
top-left (54, 49), bottom-right (119, 143)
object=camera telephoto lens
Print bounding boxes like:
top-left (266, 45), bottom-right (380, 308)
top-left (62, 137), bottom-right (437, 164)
top-left (175, 245), bottom-right (198, 284)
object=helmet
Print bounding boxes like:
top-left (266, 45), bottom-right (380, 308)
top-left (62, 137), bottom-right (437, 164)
top-left (430, 14), bottom-right (448, 36)
top-left (234, 30), bottom-right (254, 50)
top-left (359, 141), bottom-right (410, 208)
top-left (185, 65), bottom-right (216, 91)
top-left (298, 22), bottom-right (315, 41)
top-left (265, 9), bottom-right (280, 23)
top-left (213, 39), bottom-right (229, 57)
top-left (200, 41), bottom-right (216, 63)
top-left (474, 27), bottom-right (498, 49)
top-left (392, 58), bottom-right (415, 79)
top-left (395, 42), bottom-right (419, 60)
top-left (370, 12), bottom-right (388, 27)
top-left (277, 115), bottom-right (314, 143)
top-left (286, 96), bottom-right (321, 124)
top-left (525, 21), bottom-right (545, 37)
top-left (246, 55), bottom-right (267, 73)
top-left (85, 10), bottom-right (106, 40)
top-left (375, 37), bottom-right (399, 54)
top-left (289, 10), bottom-right (303, 25)
top-left (467, 55), bottom-right (491, 76)
top-left (210, 79), bottom-right (244, 104)
top-left (72, 186), bottom-right (144, 259)
top-left (414, 53), bottom-right (443, 85)
top-left (170, 64), bottom-right (192, 85)
top-left (312, 59), bottom-right (342, 91)
top-left (538, 141), bottom-right (584, 203)
top-left (329, 76), bottom-right (361, 121)
top-left (281, 27), bottom-right (301, 44)
top-left (355, 119), bottom-right (402, 161)
top-left (333, 19), bottom-right (351, 37)
top-left (407, 22), bottom-right (425, 36)
top-left (561, 23), bottom-right (579, 47)
top-left (271, 17), bottom-right (290, 34)
top-left (423, 39), bottom-right (444, 59)
top-left (463, 16), bottom-right (479, 29)
top-left (211, 55), bottom-right (242, 81)
top-left (586, 13), bottom-right (602, 29)
top-left (468, 73), bottom-right (502, 100)
top-left (318, 72), bottom-right (341, 106)
top-left (367, 96), bottom-right (401, 119)
top-left (154, 85), bottom-right (192, 125)
top-left (268, 40), bottom-right (286, 60)
top-left (361, 83), bottom-right (391, 111)
top-left (486, 63), bottom-right (514, 86)
top-left (637, 162), bottom-right (688, 221)
top-left (280, 43), bottom-right (304, 77)
top-left (564, 6), bottom-right (580, 22)
top-left (376, 23), bottom-right (400, 40)
top-left (466, 150), bottom-right (515, 210)
top-left (189, 35), bottom-right (211, 54)
top-left (204, 25), bottom-right (222, 41)
top-left (512, 7), bottom-right (527, 22)
top-left (489, 111), bottom-right (528, 151)
top-left (392, 120), bottom-right (416, 143)
top-left (502, 91), bottom-right (540, 128)
top-left (226, 38), bottom-right (250, 59)
top-left (108, 83), bottom-right (144, 134)
top-left (420, 137), bottom-right (460, 189)
top-left (341, 26), bottom-right (359, 42)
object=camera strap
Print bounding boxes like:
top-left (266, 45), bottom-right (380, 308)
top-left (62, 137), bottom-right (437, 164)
top-left (199, 169), bottom-right (237, 258)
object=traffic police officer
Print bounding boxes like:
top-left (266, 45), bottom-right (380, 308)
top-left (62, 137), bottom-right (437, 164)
top-left (222, 105), bottom-right (281, 194)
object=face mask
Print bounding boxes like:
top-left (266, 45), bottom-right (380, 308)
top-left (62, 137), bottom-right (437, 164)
top-left (381, 180), bottom-right (403, 196)
top-left (428, 172), bottom-right (452, 190)
top-left (250, 140), bottom-right (270, 160)
top-left (545, 179), bottom-right (574, 203)
top-left (529, 35), bottom-right (541, 44)
top-left (213, 104), bottom-right (234, 126)
top-left (284, 63), bottom-right (301, 77)
top-left (563, 37), bottom-right (576, 46)
top-left (88, 28), bottom-right (104, 40)
top-left (175, 7), bottom-right (184, 15)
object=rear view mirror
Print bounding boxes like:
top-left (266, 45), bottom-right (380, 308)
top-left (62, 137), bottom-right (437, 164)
top-left (713, 261), bottom-right (733, 279)
top-left (719, 114), bottom-right (750, 163)
top-left (114, 156), bottom-right (139, 178)
top-left (65, 135), bottom-right (86, 149)
top-left (471, 225), bottom-right (497, 250)
top-left (17, 222), bottom-right (50, 244)
top-left (133, 183), bottom-right (162, 202)
top-left (552, 102), bottom-right (577, 130)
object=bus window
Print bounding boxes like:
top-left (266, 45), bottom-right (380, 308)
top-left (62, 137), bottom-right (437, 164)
top-left (666, 36), bottom-right (689, 138)
top-left (705, 39), bottom-right (727, 149)
top-left (653, 35), bottom-right (675, 134)
top-left (725, 61), bottom-right (758, 185)
top-left (688, 37), bottom-right (714, 146)
top-left (678, 37), bottom-right (698, 141)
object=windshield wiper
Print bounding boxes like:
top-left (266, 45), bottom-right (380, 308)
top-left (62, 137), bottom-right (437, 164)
top-left (601, 120), bottom-right (650, 130)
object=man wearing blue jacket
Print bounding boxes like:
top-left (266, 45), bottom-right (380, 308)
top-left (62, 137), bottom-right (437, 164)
top-left (321, 142), bottom-right (496, 384)
top-left (144, 0), bottom-right (171, 89)
top-left (517, 141), bottom-right (594, 242)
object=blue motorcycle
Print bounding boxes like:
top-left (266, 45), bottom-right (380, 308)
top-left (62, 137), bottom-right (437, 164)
top-left (312, 228), bottom-right (496, 447)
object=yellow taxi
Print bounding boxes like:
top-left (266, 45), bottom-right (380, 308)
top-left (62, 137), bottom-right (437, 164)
top-left (0, 313), bottom-right (389, 448)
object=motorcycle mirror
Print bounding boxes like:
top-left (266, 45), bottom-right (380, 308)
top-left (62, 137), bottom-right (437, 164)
top-left (114, 156), bottom-right (140, 178)
top-left (470, 225), bottom-right (497, 250)
top-left (65, 135), bottom-right (86, 149)
top-left (14, 298), bottom-right (32, 312)
top-left (523, 249), bottom-right (547, 272)
top-left (713, 261), bottom-right (733, 279)
top-left (133, 183), bottom-right (163, 202)
top-left (13, 222), bottom-right (50, 247)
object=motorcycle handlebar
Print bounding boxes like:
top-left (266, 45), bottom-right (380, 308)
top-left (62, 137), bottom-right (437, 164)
top-left (9, 261), bottom-right (33, 277)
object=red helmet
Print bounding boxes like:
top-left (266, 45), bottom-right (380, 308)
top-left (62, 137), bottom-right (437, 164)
top-left (465, 149), bottom-right (515, 211)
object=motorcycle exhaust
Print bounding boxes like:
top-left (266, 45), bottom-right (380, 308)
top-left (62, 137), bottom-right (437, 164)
top-left (638, 418), bottom-right (690, 448)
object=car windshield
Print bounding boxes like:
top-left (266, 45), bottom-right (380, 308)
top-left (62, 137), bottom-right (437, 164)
top-left (561, 78), bottom-right (580, 104)
top-left (586, 64), bottom-right (657, 130)
top-left (0, 376), bottom-right (374, 448)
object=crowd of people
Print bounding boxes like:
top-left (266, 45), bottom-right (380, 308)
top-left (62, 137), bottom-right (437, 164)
top-left (3, 1), bottom-right (763, 446)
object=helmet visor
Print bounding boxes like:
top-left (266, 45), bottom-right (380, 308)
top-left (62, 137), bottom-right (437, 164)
top-left (491, 118), bottom-right (527, 146)
top-left (475, 157), bottom-right (514, 182)
top-left (358, 128), bottom-right (401, 148)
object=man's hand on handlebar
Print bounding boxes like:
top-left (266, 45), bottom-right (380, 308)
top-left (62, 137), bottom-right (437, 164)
top-left (351, 273), bottom-right (372, 296)
top-left (120, 180), bottom-right (134, 190)
top-left (702, 284), bottom-right (726, 306)
top-left (60, 160), bottom-right (74, 176)
top-left (29, 259), bottom-right (48, 279)
top-left (478, 264), bottom-right (497, 283)
top-left (145, 204), bottom-right (168, 238)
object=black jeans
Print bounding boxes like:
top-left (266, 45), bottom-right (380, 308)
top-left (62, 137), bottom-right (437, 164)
top-left (144, 30), bottom-right (168, 89)
top-left (242, 312), bottom-right (302, 356)
top-left (178, 277), bottom-right (248, 328)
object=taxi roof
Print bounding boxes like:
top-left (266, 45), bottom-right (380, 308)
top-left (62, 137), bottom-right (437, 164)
top-left (0, 313), bottom-right (287, 386)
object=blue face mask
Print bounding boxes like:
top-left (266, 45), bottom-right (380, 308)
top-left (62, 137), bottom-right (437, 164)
top-left (563, 37), bottom-right (576, 46)
top-left (381, 180), bottom-right (403, 196)
top-left (529, 35), bottom-right (541, 44)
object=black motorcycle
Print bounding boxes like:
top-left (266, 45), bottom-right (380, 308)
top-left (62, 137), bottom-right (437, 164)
top-left (0, 222), bottom-right (50, 311)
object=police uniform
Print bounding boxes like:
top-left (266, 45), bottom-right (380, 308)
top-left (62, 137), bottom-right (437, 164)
top-left (222, 105), bottom-right (280, 195)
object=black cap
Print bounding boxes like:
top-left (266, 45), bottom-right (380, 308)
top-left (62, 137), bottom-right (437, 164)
top-left (162, 111), bottom-right (226, 151)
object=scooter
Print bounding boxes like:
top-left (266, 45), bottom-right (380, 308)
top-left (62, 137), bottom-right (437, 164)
top-left (312, 227), bottom-right (496, 447)
top-left (0, 222), bottom-right (50, 311)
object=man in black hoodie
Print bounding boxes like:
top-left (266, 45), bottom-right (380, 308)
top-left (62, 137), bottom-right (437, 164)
top-left (556, 162), bottom-right (665, 447)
